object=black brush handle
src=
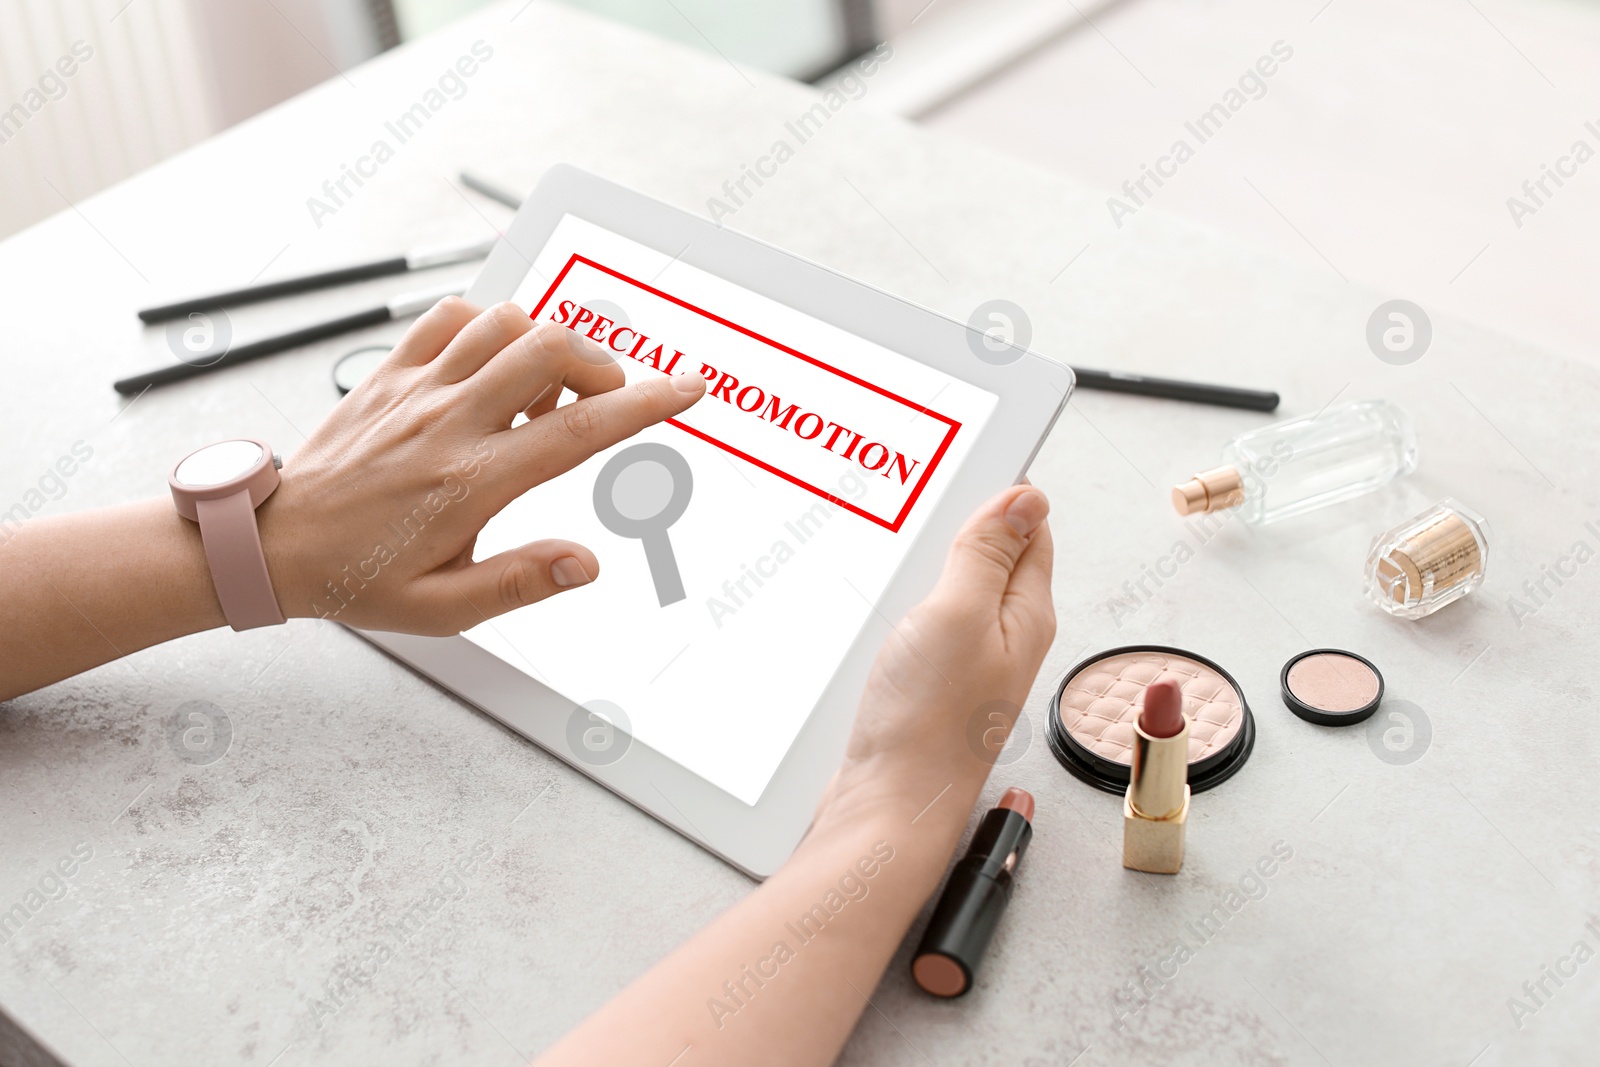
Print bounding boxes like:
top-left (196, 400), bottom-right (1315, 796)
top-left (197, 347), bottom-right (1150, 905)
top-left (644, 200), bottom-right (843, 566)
top-left (114, 305), bottom-right (392, 395)
top-left (1072, 367), bottom-right (1280, 412)
top-left (137, 257), bottom-right (408, 323)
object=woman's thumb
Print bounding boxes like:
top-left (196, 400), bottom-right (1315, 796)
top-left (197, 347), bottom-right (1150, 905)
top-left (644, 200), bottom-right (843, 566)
top-left (936, 486), bottom-right (1048, 603)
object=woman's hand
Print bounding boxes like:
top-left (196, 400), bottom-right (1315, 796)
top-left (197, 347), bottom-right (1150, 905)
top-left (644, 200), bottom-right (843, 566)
top-left (534, 485), bottom-right (1055, 1067)
top-left (815, 484), bottom-right (1055, 831)
top-left (258, 297), bottom-right (706, 633)
top-left (3, 297), bottom-right (707, 701)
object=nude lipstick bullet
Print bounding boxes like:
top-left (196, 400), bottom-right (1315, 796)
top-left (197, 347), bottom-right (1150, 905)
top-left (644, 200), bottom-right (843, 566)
top-left (1123, 679), bottom-right (1190, 874)
top-left (911, 787), bottom-right (1034, 998)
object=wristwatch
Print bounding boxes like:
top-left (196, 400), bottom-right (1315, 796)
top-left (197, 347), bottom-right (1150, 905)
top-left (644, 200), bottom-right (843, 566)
top-left (169, 438), bottom-right (287, 630)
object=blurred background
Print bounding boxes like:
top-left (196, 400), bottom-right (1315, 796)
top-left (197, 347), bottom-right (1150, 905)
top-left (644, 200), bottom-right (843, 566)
top-left (2, 0), bottom-right (1597, 362)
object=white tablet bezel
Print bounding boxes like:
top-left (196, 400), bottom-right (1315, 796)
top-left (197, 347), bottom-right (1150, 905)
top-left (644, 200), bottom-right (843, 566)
top-left (352, 165), bottom-right (1072, 877)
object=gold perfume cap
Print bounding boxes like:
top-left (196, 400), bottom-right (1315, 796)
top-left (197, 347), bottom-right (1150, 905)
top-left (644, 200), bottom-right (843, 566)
top-left (1171, 465), bottom-right (1245, 516)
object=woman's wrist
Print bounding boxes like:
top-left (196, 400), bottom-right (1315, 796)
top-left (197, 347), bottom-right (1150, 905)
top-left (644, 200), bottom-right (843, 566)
top-left (148, 498), bottom-right (232, 632)
top-left (257, 466), bottom-right (354, 622)
top-left (256, 480), bottom-right (316, 620)
top-left (789, 771), bottom-right (984, 951)
top-left (808, 753), bottom-right (987, 864)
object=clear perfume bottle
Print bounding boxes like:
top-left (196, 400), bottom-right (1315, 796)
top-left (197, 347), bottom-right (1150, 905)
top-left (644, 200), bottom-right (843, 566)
top-left (1171, 399), bottom-right (1418, 526)
top-left (1365, 500), bottom-right (1491, 619)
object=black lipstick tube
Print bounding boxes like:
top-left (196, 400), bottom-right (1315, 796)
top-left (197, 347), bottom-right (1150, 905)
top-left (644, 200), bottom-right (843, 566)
top-left (911, 794), bottom-right (1033, 998)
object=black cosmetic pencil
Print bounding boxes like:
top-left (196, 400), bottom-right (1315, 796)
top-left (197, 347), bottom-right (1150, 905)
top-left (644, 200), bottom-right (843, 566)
top-left (114, 284), bottom-right (462, 395)
top-left (1070, 366), bottom-right (1279, 412)
top-left (137, 237), bottom-right (493, 323)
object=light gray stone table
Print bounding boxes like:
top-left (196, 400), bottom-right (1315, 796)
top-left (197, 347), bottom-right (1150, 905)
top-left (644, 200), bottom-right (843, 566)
top-left (2, 3), bottom-right (1597, 1065)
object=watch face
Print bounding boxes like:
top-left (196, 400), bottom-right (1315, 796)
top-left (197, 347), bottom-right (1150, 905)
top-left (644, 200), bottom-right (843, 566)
top-left (174, 440), bottom-right (264, 488)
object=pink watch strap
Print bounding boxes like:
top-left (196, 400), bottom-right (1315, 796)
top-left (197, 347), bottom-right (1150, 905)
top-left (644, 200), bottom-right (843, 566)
top-left (195, 491), bottom-right (286, 630)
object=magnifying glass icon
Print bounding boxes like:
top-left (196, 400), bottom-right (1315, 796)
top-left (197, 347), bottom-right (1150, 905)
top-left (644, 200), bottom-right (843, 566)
top-left (593, 443), bottom-right (693, 606)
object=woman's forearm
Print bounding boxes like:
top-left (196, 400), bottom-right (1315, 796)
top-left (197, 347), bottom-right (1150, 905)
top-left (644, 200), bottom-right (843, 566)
top-left (0, 499), bottom-right (225, 700)
top-left (535, 776), bottom-right (982, 1067)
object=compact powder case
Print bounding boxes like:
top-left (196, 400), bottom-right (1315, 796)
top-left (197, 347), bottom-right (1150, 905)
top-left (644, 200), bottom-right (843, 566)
top-left (1046, 645), bottom-right (1256, 795)
top-left (1280, 648), bottom-right (1384, 726)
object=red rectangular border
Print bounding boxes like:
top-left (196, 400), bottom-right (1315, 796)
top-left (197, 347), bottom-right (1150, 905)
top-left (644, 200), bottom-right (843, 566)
top-left (527, 253), bottom-right (962, 533)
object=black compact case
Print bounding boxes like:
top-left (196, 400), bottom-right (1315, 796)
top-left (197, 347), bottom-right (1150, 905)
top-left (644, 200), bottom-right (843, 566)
top-left (1045, 644), bottom-right (1256, 796)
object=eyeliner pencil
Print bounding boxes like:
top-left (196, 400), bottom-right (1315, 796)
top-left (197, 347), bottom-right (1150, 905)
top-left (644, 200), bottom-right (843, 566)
top-left (136, 237), bottom-right (494, 323)
top-left (1070, 367), bottom-right (1279, 412)
top-left (114, 284), bottom-right (464, 395)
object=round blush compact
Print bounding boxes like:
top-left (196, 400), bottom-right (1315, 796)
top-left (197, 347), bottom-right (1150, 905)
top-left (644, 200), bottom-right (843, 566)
top-left (1046, 645), bottom-right (1255, 795)
top-left (1280, 648), bottom-right (1384, 726)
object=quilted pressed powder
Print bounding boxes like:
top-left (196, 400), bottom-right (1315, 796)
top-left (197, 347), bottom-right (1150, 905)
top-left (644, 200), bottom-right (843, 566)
top-left (1046, 646), bottom-right (1256, 795)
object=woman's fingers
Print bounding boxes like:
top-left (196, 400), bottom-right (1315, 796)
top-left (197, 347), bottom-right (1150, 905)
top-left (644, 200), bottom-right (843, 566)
top-left (386, 296), bottom-right (482, 368)
top-left (468, 322), bottom-right (627, 426)
top-left (416, 538), bottom-right (600, 629)
top-left (488, 371), bottom-right (707, 495)
top-left (416, 303), bottom-right (635, 425)
top-left (429, 301), bottom-right (539, 383)
top-left (934, 485), bottom-right (1050, 608)
top-left (522, 382), bottom-right (562, 424)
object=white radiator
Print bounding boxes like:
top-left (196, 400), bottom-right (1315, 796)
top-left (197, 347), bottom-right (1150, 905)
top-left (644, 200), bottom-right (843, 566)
top-left (0, 0), bottom-right (387, 240)
top-left (0, 0), bottom-right (214, 237)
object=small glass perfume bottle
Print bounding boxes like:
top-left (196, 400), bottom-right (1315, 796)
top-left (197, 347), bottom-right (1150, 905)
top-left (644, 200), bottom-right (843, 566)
top-left (1171, 399), bottom-right (1418, 526)
top-left (1365, 500), bottom-right (1491, 619)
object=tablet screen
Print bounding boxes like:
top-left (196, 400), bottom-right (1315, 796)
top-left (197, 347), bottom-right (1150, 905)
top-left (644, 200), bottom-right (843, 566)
top-left (463, 214), bottom-right (998, 804)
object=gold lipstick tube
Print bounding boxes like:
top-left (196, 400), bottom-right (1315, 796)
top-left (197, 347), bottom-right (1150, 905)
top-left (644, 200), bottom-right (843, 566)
top-left (1123, 716), bottom-right (1191, 874)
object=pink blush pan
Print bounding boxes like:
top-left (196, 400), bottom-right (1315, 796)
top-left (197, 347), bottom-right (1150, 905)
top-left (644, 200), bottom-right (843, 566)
top-left (1280, 649), bottom-right (1385, 726)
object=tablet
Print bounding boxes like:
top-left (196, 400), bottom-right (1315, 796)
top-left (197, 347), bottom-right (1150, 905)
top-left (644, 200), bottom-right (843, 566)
top-left (355, 166), bottom-right (1072, 876)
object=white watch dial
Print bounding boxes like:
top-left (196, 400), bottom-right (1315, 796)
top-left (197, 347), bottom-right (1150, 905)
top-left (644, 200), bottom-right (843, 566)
top-left (174, 440), bottom-right (264, 488)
